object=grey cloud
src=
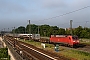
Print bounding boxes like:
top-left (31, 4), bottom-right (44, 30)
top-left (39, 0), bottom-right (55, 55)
top-left (68, 0), bottom-right (90, 9)
top-left (0, 0), bottom-right (33, 14)
top-left (30, 0), bottom-right (90, 28)
top-left (0, 0), bottom-right (90, 29)
top-left (39, 0), bottom-right (68, 9)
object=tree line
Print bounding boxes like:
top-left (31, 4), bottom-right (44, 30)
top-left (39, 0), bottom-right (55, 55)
top-left (12, 24), bottom-right (90, 39)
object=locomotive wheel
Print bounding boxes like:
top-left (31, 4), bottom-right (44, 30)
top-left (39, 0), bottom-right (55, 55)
top-left (70, 45), bottom-right (73, 48)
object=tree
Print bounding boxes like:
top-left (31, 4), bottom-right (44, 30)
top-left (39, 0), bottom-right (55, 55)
top-left (39, 24), bottom-right (50, 36)
top-left (73, 26), bottom-right (83, 38)
top-left (65, 29), bottom-right (70, 35)
top-left (26, 24), bottom-right (38, 34)
top-left (14, 24), bottom-right (90, 38)
top-left (80, 30), bottom-right (90, 38)
top-left (59, 28), bottom-right (65, 35)
top-left (49, 26), bottom-right (59, 35)
top-left (16, 26), bottom-right (25, 33)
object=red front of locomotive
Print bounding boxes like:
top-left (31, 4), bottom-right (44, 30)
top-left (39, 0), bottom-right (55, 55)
top-left (72, 36), bottom-right (80, 45)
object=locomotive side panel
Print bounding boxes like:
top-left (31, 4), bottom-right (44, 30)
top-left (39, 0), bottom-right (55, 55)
top-left (50, 37), bottom-right (70, 44)
top-left (50, 35), bottom-right (79, 47)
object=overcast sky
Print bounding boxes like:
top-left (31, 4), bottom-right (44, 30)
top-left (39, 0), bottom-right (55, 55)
top-left (0, 0), bottom-right (90, 31)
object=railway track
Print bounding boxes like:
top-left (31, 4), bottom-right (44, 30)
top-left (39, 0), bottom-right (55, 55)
top-left (4, 36), bottom-right (69, 60)
top-left (40, 37), bottom-right (90, 53)
top-left (58, 43), bottom-right (90, 54)
top-left (75, 43), bottom-right (90, 53)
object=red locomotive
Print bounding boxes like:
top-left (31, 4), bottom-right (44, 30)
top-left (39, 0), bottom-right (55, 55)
top-left (50, 35), bottom-right (79, 47)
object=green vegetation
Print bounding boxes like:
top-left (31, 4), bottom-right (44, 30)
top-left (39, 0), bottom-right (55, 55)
top-left (80, 39), bottom-right (90, 45)
top-left (46, 46), bottom-right (90, 60)
top-left (13, 24), bottom-right (90, 39)
top-left (60, 48), bottom-right (90, 60)
top-left (20, 39), bottom-right (90, 60)
top-left (23, 40), bottom-right (42, 47)
top-left (20, 39), bottom-right (54, 49)
top-left (0, 48), bottom-right (10, 60)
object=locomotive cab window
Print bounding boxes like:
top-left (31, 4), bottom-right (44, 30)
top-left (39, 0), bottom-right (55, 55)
top-left (72, 36), bottom-right (78, 40)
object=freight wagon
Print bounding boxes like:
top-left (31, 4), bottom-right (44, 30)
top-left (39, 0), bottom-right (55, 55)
top-left (50, 35), bottom-right (79, 47)
top-left (5, 33), bottom-right (40, 40)
top-left (18, 34), bottom-right (40, 40)
top-left (32, 34), bottom-right (40, 41)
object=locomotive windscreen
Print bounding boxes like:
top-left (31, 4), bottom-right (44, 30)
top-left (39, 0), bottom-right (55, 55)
top-left (72, 36), bottom-right (78, 40)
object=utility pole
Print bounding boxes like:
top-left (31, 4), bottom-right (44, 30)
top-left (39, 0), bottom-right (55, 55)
top-left (13, 27), bottom-right (16, 48)
top-left (70, 20), bottom-right (73, 35)
top-left (14, 27), bottom-right (15, 38)
top-left (84, 21), bottom-right (89, 30)
top-left (25, 27), bottom-right (26, 34)
top-left (1, 29), bottom-right (3, 38)
top-left (38, 25), bottom-right (39, 34)
top-left (28, 20), bottom-right (31, 40)
top-left (4, 28), bottom-right (5, 32)
top-left (4, 28), bottom-right (5, 35)
top-left (29, 20), bottom-right (31, 34)
top-left (8, 28), bottom-right (9, 33)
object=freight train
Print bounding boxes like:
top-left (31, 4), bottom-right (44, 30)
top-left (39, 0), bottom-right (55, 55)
top-left (5, 33), bottom-right (79, 47)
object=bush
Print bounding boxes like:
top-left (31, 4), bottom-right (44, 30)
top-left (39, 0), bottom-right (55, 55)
top-left (0, 48), bottom-right (10, 60)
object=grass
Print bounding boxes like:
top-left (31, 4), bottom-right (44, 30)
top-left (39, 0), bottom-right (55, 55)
top-left (59, 47), bottom-right (90, 60)
top-left (79, 39), bottom-right (90, 46)
top-left (0, 48), bottom-right (10, 60)
top-left (19, 39), bottom-right (90, 60)
top-left (20, 39), bottom-right (55, 49)
top-left (21, 40), bottom-right (42, 48)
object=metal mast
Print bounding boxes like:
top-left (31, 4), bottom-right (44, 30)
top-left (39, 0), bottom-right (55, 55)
top-left (70, 20), bottom-right (73, 35)
top-left (28, 20), bottom-right (31, 40)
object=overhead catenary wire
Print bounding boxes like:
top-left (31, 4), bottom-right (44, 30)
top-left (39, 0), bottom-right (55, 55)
top-left (31, 6), bottom-right (90, 28)
top-left (84, 21), bottom-right (89, 28)
top-left (56, 20), bottom-right (89, 28)
top-left (35, 6), bottom-right (90, 22)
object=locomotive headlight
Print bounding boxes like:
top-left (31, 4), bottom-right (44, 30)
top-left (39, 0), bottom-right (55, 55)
top-left (73, 41), bottom-right (75, 42)
top-left (77, 40), bottom-right (79, 42)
